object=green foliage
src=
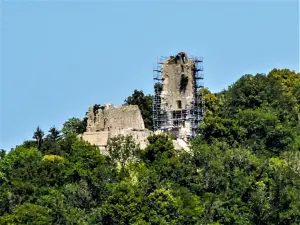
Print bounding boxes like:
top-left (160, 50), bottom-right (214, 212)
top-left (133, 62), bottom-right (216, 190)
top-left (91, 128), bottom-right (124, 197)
top-left (0, 147), bottom-right (42, 181)
top-left (33, 126), bottom-right (44, 151)
top-left (0, 203), bottom-right (53, 225)
top-left (199, 88), bottom-right (224, 117)
top-left (199, 116), bottom-right (245, 146)
top-left (101, 181), bottom-right (144, 224)
top-left (192, 68), bottom-right (300, 224)
top-left (48, 126), bottom-right (61, 142)
top-left (107, 135), bottom-right (140, 168)
top-left (142, 134), bottom-right (174, 163)
top-left (39, 155), bottom-right (66, 186)
top-left (146, 188), bottom-right (180, 225)
top-left (0, 149), bottom-right (6, 160)
top-left (61, 117), bottom-right (86, 136)
top-left (1, 68), bottom-right (300, 224)
top-left (224, 74), bottom-right (272, 112)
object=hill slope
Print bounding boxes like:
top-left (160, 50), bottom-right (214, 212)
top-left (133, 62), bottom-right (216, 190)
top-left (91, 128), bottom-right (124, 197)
top-left (0, 68), bottom-right (299, 225)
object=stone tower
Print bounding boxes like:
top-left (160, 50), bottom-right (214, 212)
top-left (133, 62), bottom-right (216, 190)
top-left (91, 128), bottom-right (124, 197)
top-left (153, 52), bottom-right (204, 140)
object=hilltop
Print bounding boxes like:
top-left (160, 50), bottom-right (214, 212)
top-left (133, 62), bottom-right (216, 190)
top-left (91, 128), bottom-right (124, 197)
top-left (0, 68), bottom-right (299, 224)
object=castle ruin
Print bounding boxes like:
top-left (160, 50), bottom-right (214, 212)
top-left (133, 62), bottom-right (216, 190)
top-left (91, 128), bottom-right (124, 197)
top-left (153, 52), bottom-right (204, 140)
top-left (81, 52), bottom-right (204, 152)
top-left (81, 104), bottom-right (152, 154)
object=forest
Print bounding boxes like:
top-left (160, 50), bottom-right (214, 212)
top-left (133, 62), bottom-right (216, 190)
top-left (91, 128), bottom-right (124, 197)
top-left (0, 68), bottom-right (299, 224)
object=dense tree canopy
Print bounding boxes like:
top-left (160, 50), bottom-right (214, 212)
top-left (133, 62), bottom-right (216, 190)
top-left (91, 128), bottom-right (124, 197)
top-left (1, 68), bottom-right (299, 224)
top-left (61, 117), bottom-right (87, 136)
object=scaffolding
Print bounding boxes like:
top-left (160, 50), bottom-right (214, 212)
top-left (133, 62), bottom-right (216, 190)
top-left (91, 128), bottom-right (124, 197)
top-left (152, 57), bottom-right (166, 132)
top-left (190, 56), bottom-right (204, 137)
top-left (152, 55), bottom-right (204, 139)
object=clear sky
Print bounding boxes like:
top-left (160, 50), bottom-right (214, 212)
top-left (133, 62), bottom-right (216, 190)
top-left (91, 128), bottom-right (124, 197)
top-left (0, 0), bottom-right (299, 151)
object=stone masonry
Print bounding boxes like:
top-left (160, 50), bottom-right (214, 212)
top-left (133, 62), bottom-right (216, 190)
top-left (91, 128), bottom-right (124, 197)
top-left (80, 104), bottom-right (152, 154)
top-left (161, 52), bottom-right (194, 111)
top-left (154, 52), bottom-right (199, 140)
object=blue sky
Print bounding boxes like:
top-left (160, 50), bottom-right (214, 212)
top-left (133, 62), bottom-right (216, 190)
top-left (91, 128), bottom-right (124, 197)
top-left (0, 0), bottom-right (299, 150)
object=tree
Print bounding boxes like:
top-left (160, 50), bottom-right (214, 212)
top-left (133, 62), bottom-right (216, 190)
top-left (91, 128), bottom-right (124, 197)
top-left (61, 117), bottom-right (86, 136)
top-left (0, 147), bottom-right (43, 215)
top-left (198, 116), bottom-right (245, 147)
top-left (40, 155), bottom-right (66, 186)
top-left (145, 188), bottom-right (181, 224)
top-left (199, 87), bottom-right (224, 117)
top-left (35, 188), bottom-right (88, 225)
top-left (0, 203), bottom-right (53, 225)
top-left (33, 126), bottom-right (44, 151)
top-left (267, 69), bottom-right (300, 124)
top-left (0, 149), bottom-right (5, 160)
top-left (93, 104), bottom-right (104, 114)
top-left (21, 140), bottom-right (37, 149)
top-left (101, 181), bottom-right (144, 225)
top-left (236, 109), bottom-right (295, 155)
top-left (141, 134), bottom-right (174, 164)
top-left (224, 74), bottom-right (272, 113)
top-left (48, 126), bottom-right (61, 142)
top-left (107, 135), bottom-right (140, 168)
top-left (38, 126), bottom-right (62, 155)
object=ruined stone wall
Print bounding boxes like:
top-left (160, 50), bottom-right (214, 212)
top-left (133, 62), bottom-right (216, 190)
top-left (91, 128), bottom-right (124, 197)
top-left (80, 131), bottom-right (109, 154)
top-left (82, 104), bottom-right (151, 151)
top-left (118, 129), bottom-right (152, 149)
top-left (86, 105), bottom-right (145, 133)
top-left (103, 105), bottom-right (145, 135)
top-left (81, 104), bottom-right (189, 152)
